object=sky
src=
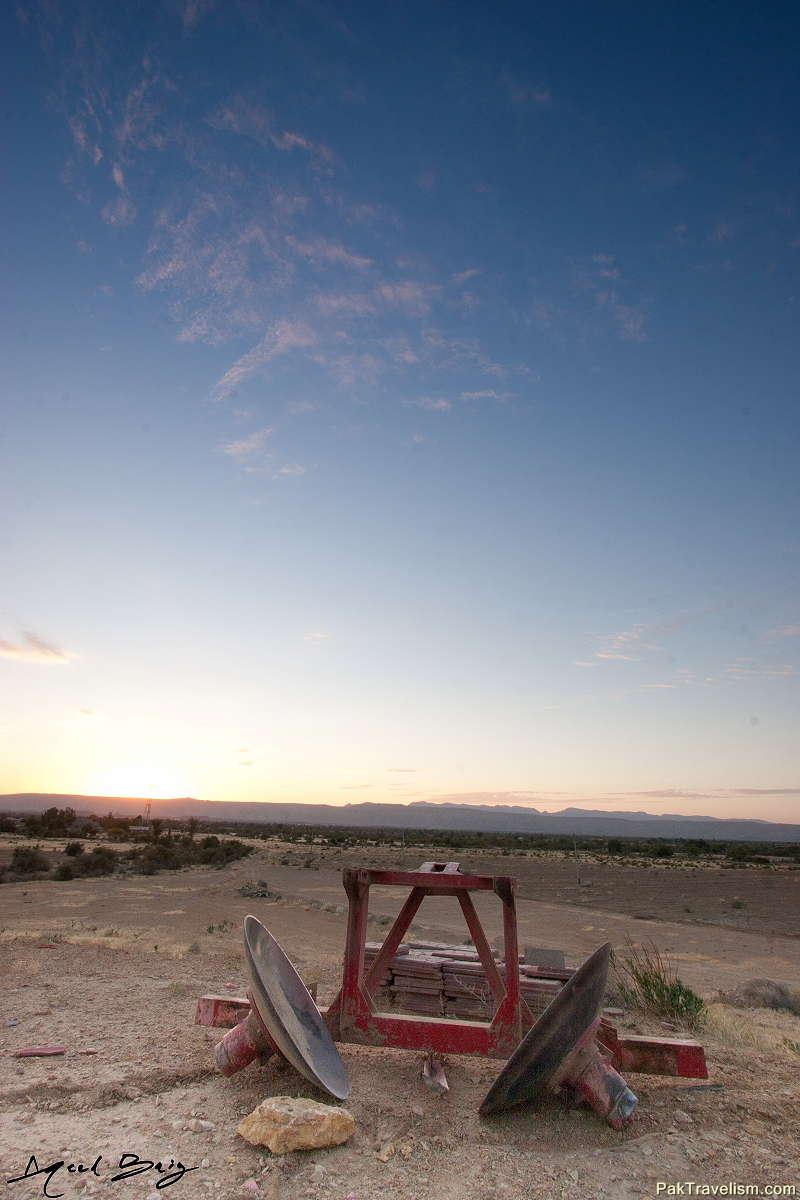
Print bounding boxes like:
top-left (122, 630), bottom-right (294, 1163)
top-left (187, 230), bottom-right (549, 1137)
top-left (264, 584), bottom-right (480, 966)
top-left (1, 2), bottom-right (799, 822)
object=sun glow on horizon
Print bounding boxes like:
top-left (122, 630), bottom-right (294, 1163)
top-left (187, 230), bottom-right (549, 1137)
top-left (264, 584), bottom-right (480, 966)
top-left (89, 764), bottom-right (188, 801)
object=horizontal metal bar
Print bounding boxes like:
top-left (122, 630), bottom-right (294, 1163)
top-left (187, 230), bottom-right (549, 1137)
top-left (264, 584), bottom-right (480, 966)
top-left (615, 1035), bottom-right (708, 1079)
top-left (352, 1011), bottom-right (503, 1056)
top-left (195, 995), bottom-right (251, 1028)
top-left (350, 869), bottom-right (505, 891)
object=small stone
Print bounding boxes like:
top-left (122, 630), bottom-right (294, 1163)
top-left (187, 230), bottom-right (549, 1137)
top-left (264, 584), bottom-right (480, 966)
top-left (674, 1110), bottom-right (693, 1128)
top-left (240, 1180), bottom-right (260, 1195)
top-left (237, 1096), bottom-right (356, 1154)
top-left (201, 1158), bottom-right (210, 1168)
top-left (398, 1141), bottom-right (413, 1159)
top-left (376, 1142), bottom-right (395, 1163)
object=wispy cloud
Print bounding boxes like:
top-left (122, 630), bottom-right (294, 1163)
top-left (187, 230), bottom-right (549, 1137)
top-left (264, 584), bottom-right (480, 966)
top-left (768, 624), bottom-right (800, 638)
top-left (0, 631), bottom-right (76, 665)
top-left (501, 71), bottom-right (552, 108)
top-left (404, 396), bottom-right (452, 412)
top-left (314, 291), bottom-right (376, 317)
top-left (725, 660), bottom-right (795, 679)
top-left (378, 281), bottom-right (438, 316)
top-left (274, 463), bottom-right (306, 478)
top-left (287, 236), bottom-right (372, 271)
top-left (101, 194), bottom-right (137, 227)
top-left (593, 625), bottom-right (657, 662)
top-left (222, 426), bottom-right (273, 459)
top-left (182, 0), bottom-right (216, 30)
top-left (213, 320), bottom-right (316, 402)
top-left (208, 98), bottom-right (335, 169)
top-left (304, 631), bottom-right (330, 642)
top-left (460, 389), bottom-right (512, 402)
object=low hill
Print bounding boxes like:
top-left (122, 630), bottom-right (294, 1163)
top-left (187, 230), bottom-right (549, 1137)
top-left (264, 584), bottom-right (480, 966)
top-left (2, 793), bottom-right (799, 842)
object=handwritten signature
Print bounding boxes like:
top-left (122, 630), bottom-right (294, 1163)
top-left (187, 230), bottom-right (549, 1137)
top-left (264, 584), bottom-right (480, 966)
top-left (6, 1153), bottom-right (198, 1198)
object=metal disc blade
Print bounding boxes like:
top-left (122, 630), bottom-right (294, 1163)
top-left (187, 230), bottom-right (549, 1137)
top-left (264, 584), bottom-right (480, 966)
top-left (480, 942), bottom-right (611, 1116)
top-left (244, 915), bottom-right (350, 1100)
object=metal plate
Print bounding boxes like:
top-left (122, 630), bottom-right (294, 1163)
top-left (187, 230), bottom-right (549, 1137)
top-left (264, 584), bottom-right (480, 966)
top-left (244, 915), bottom-right (350, 1100)
top-left (480, 942), bottom-right (611, 1116)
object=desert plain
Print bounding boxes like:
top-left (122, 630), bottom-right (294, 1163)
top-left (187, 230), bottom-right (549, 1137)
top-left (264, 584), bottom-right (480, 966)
top-left (1, 835), bottom-right (799, 1200)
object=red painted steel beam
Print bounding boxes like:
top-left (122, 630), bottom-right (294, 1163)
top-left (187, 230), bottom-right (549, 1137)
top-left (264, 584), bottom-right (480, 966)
top-left (362, 886), bottom-right (425, 997)
top-left (614, 1035), bottom-right (708, 1079)
top-left (457, 892), bottom-right (506, 1004)
top-left (348, 1011), bottom-right (502, 1056)
top-left (195, 995), bottom-right (251, 1028)
top-left (346, 868), bottom-right (501, 891)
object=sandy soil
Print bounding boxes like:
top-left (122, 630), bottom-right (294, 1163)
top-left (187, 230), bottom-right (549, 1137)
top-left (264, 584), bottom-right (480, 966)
top-left (1, 843), bottom-right (799, 1200)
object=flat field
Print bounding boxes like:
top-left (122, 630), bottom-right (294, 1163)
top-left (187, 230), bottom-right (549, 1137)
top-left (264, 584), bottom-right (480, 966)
top-left (1, 837), bottom-right (799, 1200)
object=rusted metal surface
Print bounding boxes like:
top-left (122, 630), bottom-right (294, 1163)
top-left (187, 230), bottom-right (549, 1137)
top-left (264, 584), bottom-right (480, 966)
top-left (13, 1046), bottom-right (66, 1058)
top-left (205, 917), bottom-right (350, 1099)
top-left (243, 915), bottom-right (350, 1100)
top-left (327, 861), bottom-right (527, 1057)
top-left (480, 943), bottom-right (638, 1129)
top-left (563, 1033), bottom-right (639, 1130)
top-left (214, 1001), bottom-right (278, 1076)
top-left (195, 994), bottom-right (251, 1029)
top-left (598, 1020), bottom-right (708, 1079)
top-left (195, 861), bottom-right (709, 1104)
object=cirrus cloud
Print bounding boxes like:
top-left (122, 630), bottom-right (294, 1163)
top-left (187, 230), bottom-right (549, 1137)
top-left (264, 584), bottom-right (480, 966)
top-left (0, 631), bottom-right (76, 665)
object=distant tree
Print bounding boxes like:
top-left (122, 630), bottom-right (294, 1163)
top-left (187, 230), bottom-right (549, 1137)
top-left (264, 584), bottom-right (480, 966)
top-left (150, 818), bottom-right (163, 842)
top-left (187, 817), bottom-right (198, 841)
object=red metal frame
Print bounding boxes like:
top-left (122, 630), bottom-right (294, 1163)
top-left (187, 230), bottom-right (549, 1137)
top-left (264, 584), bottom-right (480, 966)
top-left (195, 861), bottom-right (708, 1081)
top-left (323, 863), bottom-right (533, 1057)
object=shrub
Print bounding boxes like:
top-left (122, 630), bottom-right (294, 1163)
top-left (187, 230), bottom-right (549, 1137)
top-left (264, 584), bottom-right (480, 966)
top-left (724, 978), bottom-right (800, 1016)
top-left (81, 847), bottom-right (118, 876)
top-left (614, 938), bottom-right (705, 1031)
top-left (64, 841), bottom-right (84, 856)
top-left (54, 862), bottom-right (75, 881)
top-left (136, 843), bottom-right (181, 874)
top-left (11, 846), bottom-right (49, 874)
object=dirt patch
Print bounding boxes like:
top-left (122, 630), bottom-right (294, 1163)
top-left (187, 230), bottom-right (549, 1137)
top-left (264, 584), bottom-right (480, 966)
top-left (1, 851), bottom-right (799, 1199)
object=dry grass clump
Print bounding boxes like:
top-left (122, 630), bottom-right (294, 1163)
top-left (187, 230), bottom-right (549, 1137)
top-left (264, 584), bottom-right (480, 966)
top-left (722, 977), bottom-right (800, 1016)
top-left (613, 937), bottom-right (706, 1031)
top-left (704, 1000), bottom-right (800, 1059)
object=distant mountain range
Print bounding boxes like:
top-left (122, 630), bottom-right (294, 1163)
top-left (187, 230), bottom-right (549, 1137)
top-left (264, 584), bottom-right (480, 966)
top-left (2, 793), bottom-right (799, 842)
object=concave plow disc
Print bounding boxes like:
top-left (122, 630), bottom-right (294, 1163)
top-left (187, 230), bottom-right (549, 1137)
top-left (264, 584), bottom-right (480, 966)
top-left (244, 914), bottom-right (350, 1100)
top-left (480, 942), bottom-right (612, 1116)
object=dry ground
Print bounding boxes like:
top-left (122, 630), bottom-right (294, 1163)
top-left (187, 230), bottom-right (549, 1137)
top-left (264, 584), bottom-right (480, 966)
top-left (1, 841), bottom-right (799, 1200)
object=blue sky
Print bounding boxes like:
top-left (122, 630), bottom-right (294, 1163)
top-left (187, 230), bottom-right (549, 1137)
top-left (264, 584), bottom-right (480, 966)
top-left (1, 1), bottom-right (799, 820)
